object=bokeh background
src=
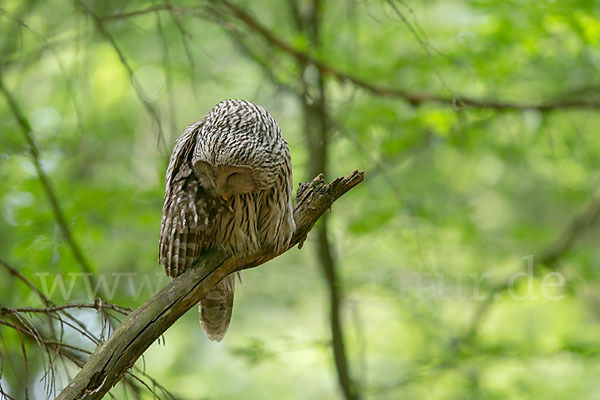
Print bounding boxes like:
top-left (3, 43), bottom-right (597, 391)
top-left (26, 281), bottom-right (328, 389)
top-left (1, 0), bottom-right (600, 399)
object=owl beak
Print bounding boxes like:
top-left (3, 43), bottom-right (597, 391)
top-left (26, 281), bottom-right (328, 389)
top-left (221, 192), bottom-right (229, 201)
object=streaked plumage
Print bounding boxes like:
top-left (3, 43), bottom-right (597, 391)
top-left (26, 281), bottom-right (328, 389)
top-left (159, 99), bottom-right (295, 341)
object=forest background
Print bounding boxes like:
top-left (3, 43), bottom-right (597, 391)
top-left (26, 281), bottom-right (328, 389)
top-left (1, 0), bottom-right (600, 399)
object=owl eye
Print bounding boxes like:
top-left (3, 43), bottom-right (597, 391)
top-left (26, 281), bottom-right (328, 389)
top-left (227, 172), bottom-right (246, 187)
top-left (226, 171), bottom-right (255, 193)
top-left (227, 172), bottom-right (240, 182)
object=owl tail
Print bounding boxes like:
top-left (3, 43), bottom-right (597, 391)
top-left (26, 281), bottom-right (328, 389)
top-left (198, 273), bottom-right (235, 341)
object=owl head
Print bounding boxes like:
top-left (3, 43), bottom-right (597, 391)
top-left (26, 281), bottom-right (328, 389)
top-left (191, 99), bottom-right (288, 200)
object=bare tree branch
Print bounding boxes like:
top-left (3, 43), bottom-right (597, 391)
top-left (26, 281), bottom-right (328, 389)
top-left (95, 2), bottom-right (600, 112)
top-left (211, 0), bottom-right (600, 112)
top-left (96, 2), bottom-right (600, 112)
top-left (55, 170), bottom-right (363, 400)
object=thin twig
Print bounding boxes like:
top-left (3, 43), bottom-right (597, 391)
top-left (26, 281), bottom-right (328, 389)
top-left (0, 302), bottom-right (131, 317)
top-left (212, 12), bottom-right (300, 95)
top-left (154, 8), bottom-right (178, 142)
top-left (13, 324), bottom-right (30, 399)
top-left (0, 308), bottom-right (162, 398)
top-left (539, 190), bottom-right (600, 267)
top-left (212, 0), bottom-right (600, 112)
top-left (96, 2), bottom-right (600, 112)
top-left (163, 0), bottom-right (207, 106)
top-left (0, 259), bottom-right (51, 306)
top-left (96, 2), bottom-right (600, 111)
top-left (99, 4), bottom-right (203, 21)
top-left (0, 258), bottom-right (122, 349)
top-left (465, 188), bottom-right (600, 341)
top-left (372, 188), bottom-right (600, 393)
top-left (0, 71), bottom-right (97, 283)
top-left (75, 0), bottom-right (168, 156)
top-left (131, 367), bottom-right (180, 400)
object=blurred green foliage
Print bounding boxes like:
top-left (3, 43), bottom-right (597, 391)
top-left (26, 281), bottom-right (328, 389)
top-left (1, 0), bottom-right (600, 399)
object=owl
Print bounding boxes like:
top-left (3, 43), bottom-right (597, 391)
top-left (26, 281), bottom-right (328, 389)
top-left (159, 99), bottom-right (295, 341)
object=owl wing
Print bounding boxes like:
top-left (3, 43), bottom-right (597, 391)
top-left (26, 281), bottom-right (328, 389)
top-left (159, 121), bottom-right (214, 277)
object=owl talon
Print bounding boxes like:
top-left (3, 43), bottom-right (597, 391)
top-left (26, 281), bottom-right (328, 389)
top-left (297, 233), bottom-right (308, 249)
